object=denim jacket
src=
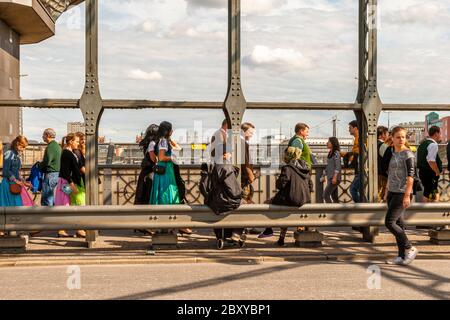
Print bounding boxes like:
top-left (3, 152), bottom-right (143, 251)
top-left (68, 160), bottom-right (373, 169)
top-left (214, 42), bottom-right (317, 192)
top-left (3, 149), bottom-right (22, 182)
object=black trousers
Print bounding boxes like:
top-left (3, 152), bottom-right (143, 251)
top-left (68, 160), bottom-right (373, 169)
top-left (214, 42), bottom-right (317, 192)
top-left (385, 192), bottom-right (412, 258)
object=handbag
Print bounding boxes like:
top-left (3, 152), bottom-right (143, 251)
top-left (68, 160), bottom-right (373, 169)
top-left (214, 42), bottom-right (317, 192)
top-left (62, 184), bottom-right (73, 195)
top-left (154, 165), bottom-right (166, 175)
top-left (9, 182), bottom-right (21, 195)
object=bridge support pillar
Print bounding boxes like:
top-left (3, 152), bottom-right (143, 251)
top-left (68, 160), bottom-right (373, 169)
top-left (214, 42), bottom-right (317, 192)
top-left (151, 230), bottom-right (178, 249)
top-left (0, 235), bottom-right (27, 253)
top-left (362, 226), bottom-right (379, 243)
top-left (429, 227), bottom-right (450, 245)
top-left (356, 0), bottom-right (382, 243)
top-left (294, 229), bottom-right (324, 248)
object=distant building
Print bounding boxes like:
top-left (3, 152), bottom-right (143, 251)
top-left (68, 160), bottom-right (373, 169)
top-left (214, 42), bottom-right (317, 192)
top-left (0, 18), bottom-right (21, 143)
top-left (67, 122), bottom-right (85, 134)
top-left (425, 112), bottom-right (450, 143)
top-left (397, 122), bottom-right (425, 144)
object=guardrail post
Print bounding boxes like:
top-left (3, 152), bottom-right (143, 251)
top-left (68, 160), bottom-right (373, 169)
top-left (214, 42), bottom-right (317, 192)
top-left (102, 143), bottom-right (115, 205)
top-left (80, 0), bottom-right (102, 248)
top-left (355, 0), bottom-right (382, 243)
top-left (315, 166), bottom-right (324, 203)
top-left (429, 226), bottom-right (450, 245)
top-left (0, 207), bottom-right (27, 253)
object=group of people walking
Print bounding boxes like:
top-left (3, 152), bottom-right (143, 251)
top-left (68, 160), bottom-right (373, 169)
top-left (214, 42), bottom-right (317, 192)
top-left (1, 119), bottom-right (446, 266)
top-left (0, 129), bottom-right (87, 238)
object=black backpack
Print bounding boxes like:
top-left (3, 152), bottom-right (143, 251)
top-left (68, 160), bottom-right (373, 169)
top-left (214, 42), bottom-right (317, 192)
top-left (199, 163), bottom-right (211, 200)
top-left (200, 163), bottom-right (243, 215)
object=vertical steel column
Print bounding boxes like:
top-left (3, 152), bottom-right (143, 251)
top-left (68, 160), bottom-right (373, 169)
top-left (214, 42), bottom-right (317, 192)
top-left (356, 0), bottom-right (382, 201)
top-left (79, 0), bottom-right (103, 248)
top-left (355, 0), bottom-right (369, 203)
top-left (356, 0), bottom-right (382, 242)
top-left (223, 0), bottom-right (247, 169)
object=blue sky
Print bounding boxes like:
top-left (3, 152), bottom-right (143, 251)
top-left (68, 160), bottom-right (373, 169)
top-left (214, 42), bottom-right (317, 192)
top-left (19, 0), bottom-right (450, 142)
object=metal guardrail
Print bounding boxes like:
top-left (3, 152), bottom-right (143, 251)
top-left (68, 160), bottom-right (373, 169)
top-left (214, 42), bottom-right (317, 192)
top-left (2, 203), bottom-right (450, 232)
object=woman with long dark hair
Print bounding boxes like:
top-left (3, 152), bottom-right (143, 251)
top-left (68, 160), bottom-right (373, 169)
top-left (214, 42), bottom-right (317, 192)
top-left (54, 133), bottom-right (86, 238)
top-left (322, 137), bottom-right (341, 203)
top-left (150, 121), bottom-right (181, 205)
top-left (135, 124), bottom-right (159, 205)
top-left (73, 132), bottom-right (86, 186)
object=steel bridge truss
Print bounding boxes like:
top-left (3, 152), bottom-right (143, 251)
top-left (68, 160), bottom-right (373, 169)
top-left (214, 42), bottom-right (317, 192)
top-left (1, 0), bottom-right (449, 245)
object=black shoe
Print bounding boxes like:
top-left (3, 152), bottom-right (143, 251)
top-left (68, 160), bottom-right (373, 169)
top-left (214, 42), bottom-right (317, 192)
top-left (248, 228), bottom-right (261, 235)
top-left (277, 236), bottom-right (285, 247)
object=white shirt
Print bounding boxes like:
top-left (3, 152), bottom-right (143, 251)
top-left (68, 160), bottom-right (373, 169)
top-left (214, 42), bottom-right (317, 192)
top-left (158, 138), bottom-right (169, 151)
top-left (146, 141), bottom-right (156, 154)
top-left (210, 128), bottom-right (229, 164)
top-left (426, 138), bottom-right (439, 162)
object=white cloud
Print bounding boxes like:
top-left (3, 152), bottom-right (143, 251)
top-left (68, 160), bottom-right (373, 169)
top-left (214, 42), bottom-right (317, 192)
top-left (141, 21), bottom-right (156, 33)
top-left (126, 69), bottom-right (163, 81)
top-left (242, 0), bottom-right (287, 15)
top-left (186, 0), bottom-right (225, 9)
top-left (382, 2), bottom-right (450, 26)
top-left (187, 0), bottom-right (287, 15)
top-left (243, 45), bottom-right (313, 70)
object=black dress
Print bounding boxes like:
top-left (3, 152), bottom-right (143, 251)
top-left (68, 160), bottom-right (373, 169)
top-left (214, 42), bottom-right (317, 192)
top-left (134, 150), bottom-right (155, 205)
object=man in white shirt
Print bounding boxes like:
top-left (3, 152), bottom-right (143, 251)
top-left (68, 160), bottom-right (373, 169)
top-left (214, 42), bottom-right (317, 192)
top-left (210, 119), bottom-right (231, 164)
top-left (417, 126), bottom-right (442, 202)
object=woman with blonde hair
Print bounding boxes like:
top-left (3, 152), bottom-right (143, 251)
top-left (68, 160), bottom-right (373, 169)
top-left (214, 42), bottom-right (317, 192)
top-left (384, 126), bottom-right (418, 265)
top-left (54, 133), bottom-right (86, 238)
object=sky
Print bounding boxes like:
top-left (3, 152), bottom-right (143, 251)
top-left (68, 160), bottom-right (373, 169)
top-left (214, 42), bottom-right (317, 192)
top-left (19, 0), bottom-right (450, 143)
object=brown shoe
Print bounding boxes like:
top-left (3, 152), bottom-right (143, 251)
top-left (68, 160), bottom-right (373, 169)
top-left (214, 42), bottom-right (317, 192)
top-left (58, 230), bottom-right (72, 238)
top-left (178, 228), bottom-right (192, 235)
top-left (76, 230), bottom-right (87, 238)
top-left (29, 231), bottom-right (41, 237)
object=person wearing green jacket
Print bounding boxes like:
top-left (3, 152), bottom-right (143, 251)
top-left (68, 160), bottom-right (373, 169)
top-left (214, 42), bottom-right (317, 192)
top-left (39, 128), bottom-right (62, 206)
top-left (259, 123), bottom-right (313, 242)
top-left (284, 123), bottom-right (313, 169)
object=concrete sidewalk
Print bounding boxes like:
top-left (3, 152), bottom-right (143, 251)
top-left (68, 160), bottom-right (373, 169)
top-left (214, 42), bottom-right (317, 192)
top-left (1, 228), bottom-right (449, 267)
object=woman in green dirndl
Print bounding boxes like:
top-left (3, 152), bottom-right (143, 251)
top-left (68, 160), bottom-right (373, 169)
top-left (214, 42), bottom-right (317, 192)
top-left (150, 121), bottom-right (181, 205)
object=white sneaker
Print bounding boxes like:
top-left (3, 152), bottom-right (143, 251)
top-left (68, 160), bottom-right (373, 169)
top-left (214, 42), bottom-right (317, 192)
top-left (402, 247), bottom-right (418, 265)
top-left (231, 232), bottom-right (241, 242)
top-left (387, 256), bottom-right (404, 265)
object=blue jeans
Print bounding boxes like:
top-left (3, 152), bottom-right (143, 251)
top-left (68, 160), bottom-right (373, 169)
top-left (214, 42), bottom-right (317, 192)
top-left (41, 172), bottom-right (59, 206)
top-left (350, 173), bottom-right (361, 203)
